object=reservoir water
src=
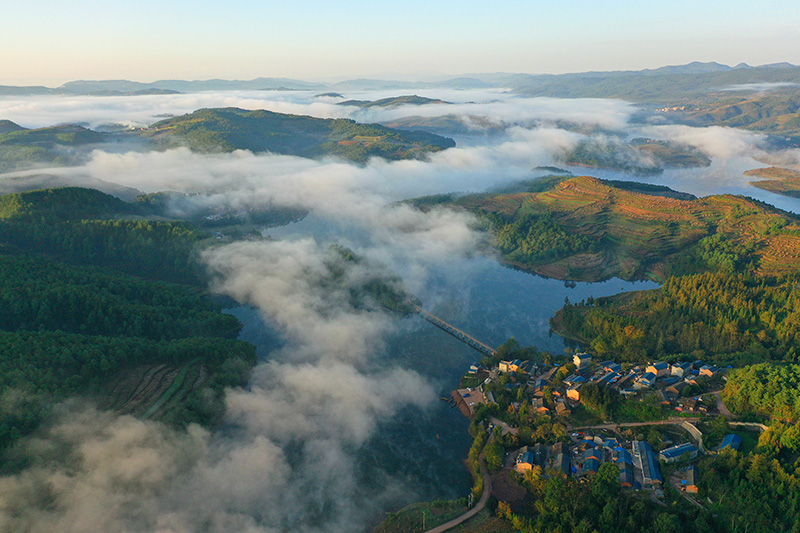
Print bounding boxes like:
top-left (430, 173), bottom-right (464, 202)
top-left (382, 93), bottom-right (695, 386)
top-left (227, 215), bottom-right (659, 520)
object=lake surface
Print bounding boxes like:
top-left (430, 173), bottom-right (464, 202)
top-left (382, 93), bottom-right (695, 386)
top-left (227, 224), bottom-right (658, 515)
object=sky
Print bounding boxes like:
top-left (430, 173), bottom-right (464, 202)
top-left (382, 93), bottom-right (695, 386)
top-left (2, 0), bottom-right (799, 86)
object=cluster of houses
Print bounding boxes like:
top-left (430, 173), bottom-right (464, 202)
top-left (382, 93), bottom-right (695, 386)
top-left (458, 352), bottom-right (747, 503)
top-left (460, 352), bottom-right (723, 419)
top-left (563, 354), bottom-right (723, 405)
top-left (513, 431), bottom-right (744, 497)
top-left (513, 435), bottom-right (679, 492)
top-left (513, 433), bottom-right (733, 494)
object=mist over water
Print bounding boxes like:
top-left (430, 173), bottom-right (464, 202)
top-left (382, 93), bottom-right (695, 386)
top-left (0, 89), bottom-right (795, 532)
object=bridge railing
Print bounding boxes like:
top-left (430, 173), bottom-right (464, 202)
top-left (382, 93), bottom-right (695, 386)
top-left (414, 306), bottom-right (497, 357)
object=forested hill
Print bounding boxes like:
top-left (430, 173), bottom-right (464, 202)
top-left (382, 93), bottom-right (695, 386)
top-left (338, 95), bottom-right (450, 108)
top-left (0, 187), bottom-right (257, 454)
top-left (0, 187), bottom-right (204, 284)
top-left (142, 107), bottom-right (455, 162)
top-left (0, 187), bottom-right (135, 221)
top-left (0, 124), bottom-right (106, 172)
top-left (416, 175), bottom-right (800, 366)
top-left (446, 175), bottom-right (800, 282)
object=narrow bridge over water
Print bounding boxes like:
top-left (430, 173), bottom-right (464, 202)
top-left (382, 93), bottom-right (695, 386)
top-left (414, 305), bottom-right (497, 357)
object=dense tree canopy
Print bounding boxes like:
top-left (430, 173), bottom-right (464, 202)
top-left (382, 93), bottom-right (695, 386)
top-left (555, 271), bottom-right (800, 364)
top-left (723, 363), bottom-right (800, 421)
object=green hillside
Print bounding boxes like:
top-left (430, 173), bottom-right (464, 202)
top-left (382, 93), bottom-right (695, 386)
top-left (0, 124), bottom-right (105, 172)
top-left (449, 175), bottom-right (800, 282)
top-left (437, 176), bottom-right (800, 365)
top-left (0, 120), bottom-right (24, 134)
top-left (143, 107), bottom-right (455, 162)
top-left (0, 187), bottom-right (134, 221)
top-left (0, 187), bottom-right (258, 453)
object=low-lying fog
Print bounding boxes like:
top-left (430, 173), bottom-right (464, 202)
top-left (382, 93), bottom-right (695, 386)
top-left (0, 89), bottom-right (797, 532)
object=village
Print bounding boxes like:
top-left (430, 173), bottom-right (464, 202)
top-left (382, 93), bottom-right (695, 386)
top-left (453, 350), bottom-right (745, 504)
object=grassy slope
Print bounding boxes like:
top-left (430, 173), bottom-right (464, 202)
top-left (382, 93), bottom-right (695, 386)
top-left (456, 175), bottom-right (800, 281)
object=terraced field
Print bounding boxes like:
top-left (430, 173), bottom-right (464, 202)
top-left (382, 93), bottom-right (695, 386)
top-left (99, 360), bottom-right (209, 422)
top-left (456, 176), bottom-right (800, 281)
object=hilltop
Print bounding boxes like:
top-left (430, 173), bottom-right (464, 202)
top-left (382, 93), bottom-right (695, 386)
top-left (442, 175), bottom-right (800, 282)
top-left (142, 107), bottom-right (455, 162)
top-left (0, 187), bottom-right (134, 222)
top-left (338, 95), bottom-right (450, 108)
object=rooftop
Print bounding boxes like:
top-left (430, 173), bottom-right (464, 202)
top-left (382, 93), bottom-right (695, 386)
top-left (720, 433), bottom-right (742, 451)
top-left (660, 442), bottom-right (698, 459)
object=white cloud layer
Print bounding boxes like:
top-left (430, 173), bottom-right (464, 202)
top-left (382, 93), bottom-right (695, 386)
top-left (1, 89), bottom-right (797, 532)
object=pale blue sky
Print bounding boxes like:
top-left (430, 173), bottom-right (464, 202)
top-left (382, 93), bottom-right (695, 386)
top-left (2, 0), bottom-right (798, 85)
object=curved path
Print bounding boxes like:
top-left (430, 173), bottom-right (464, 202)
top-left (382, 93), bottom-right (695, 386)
top-left (425, 452), bottom-right (492, 533)
top-left (710, 390), bottom-right (733, 418)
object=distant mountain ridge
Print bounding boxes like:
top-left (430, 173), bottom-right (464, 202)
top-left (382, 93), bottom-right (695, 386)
top-left (2, 62), bottom-right (797, 96)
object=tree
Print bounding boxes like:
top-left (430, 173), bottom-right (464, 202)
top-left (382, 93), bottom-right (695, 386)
top-left (652, 513), bottom-right (682, 533)
top-left (591, 463), bottom-right (620, 502)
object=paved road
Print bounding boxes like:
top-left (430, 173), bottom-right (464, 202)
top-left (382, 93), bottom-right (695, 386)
top-left (710, 390), bottom-right (733, 418)
top-left (425, 451), bottom-right (492, 533)
top-left (571, 417), bottom-right (701, 431)
top-left (489, 416), bottom-right (519, 436)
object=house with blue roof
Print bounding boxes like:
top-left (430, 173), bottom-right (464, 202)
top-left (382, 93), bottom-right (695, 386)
top-left (619, 464), bottom-right (634, 488)
top-left (700, 365), bottom-right (720, 377)
top-left (681, 465), bottom-right (699, 493)
top-left (671, 362), bottom-right (692, 377)
top-left (564, 374), bottom-right (586, 386)
top-left (582, 457), bottom-right (600, 475)
top-left (719, 434), bottom-right (742, 452)
top-left (615, 449), bottom-right (632, 464)
top-left (516, 450), bottom-right (536, 471)
top-left (635, 372), bottom-right (657, 388)
top-left (660, 442), bottom-right (698, 463)
top-left (596, 372), bottom-right (617, 386)
top-left (583, 447), bottom-right (602, 463)
top-left (633, 441), bottom-right (662, 487)
top-left (647, 362), bottom-right (670, 377)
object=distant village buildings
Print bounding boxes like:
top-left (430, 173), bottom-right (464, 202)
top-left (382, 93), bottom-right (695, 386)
top-left (573, 353), bottom-right (592, 369)
top-left (457, 347), bottom-right (726, 503)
